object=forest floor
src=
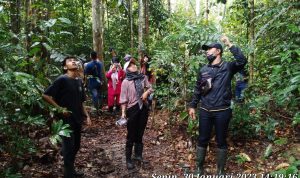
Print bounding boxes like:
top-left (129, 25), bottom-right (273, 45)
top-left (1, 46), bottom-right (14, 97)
top-left (17, 107), bottom-right (300, 178)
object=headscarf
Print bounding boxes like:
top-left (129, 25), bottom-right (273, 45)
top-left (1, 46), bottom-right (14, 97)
top-left (126, 71), bottom-right (144, 109)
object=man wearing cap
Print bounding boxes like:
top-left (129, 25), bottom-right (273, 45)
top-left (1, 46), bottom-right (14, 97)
top-left (188, 36), bottom-right (247, 175)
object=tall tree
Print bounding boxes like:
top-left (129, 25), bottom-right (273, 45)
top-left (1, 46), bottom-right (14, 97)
top-left (249, 0), bottom-right (255, 83)
top-left (92, 0), bottom-right (104, 60)
top-left (196, 0), bottom-right (201, 19)
top-left (144, 0), bottom-right (149, 38)
top-left (81, 0), bottom-right (86, 40)
top-left (138, 0), bottom-right (144, 51)
top-left (129, 0), bottom-right (134, 54)
top-left (24, 0), bottom-right (32, 73)
top-left (144, 0), bottom-right (149, 45)
top-left (205, 0), bottom-right (209, 21)
top-left (168, 0), bottom-right (171, 14)
top-left (10, 0), bottom-right (21, 44)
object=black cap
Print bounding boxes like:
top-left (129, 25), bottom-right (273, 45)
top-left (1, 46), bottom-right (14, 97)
top-left (202, 43), bottom-right (223, 53)
top-left (112, 56), bottom-right (119, 63)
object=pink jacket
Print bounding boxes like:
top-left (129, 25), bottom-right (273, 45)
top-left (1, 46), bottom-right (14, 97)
top-left (106, 69), bottom-right (125, 95)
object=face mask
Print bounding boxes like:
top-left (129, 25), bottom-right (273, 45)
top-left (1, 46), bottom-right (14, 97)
top-left (207, 54), bottom-right (217, 63)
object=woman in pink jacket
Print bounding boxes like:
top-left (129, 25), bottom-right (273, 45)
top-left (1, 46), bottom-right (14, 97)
top-left (106, 61), bottom-right (125, 114)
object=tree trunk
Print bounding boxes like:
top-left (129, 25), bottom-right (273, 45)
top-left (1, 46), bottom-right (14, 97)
top-left (222, 2), bottom-right (226, 20)
top-left (168, 0), bottom-right (171, 14)
top-left (92, 0), bottom-right (104, 61)
top-left (138, 0), bottom-right (144, 51)
top-left (249, 0), bottom-right (255, 84)
top-left (81, 0), bottom-right (86, 40)
top-left (10, 0), bottom-right (21, 44)
top-left (105, 0), bottom-right (109, 40)
top-left (129, 0), bottom-right (134, 54)
top-left (25, 0), bottom-right (31, 53)
top-left (44, 0), bottom-right (50, 21)
top-left (144, 0), bottom-right (149, 48)
top-left (196, 0), bottom-right (200, 19)
top-left (24, 0), bottom-right (32, 73)
top-left (92, 0), bottom-right (107, 94)
top-left (205, 0), bottom-right (209, 21)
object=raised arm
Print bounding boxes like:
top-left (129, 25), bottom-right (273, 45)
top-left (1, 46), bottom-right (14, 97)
top-left (221, 35), bottom-right (247, 73)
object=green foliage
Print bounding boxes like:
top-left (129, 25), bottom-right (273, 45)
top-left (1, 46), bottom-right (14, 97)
top-left (222, 1), bottom-right (300, 142)
top-left (0, 71), bottom-right (44, 158)
top-left (235, 153), bottom-right (249, 165)
top-left (0, 168), bottom-right (22, 178)
top-left (151, 17), bottom-right (218, 111)
top-left (187, 117), bottom-right (199, 138)
top-left (49, 120), bottom-right (72, 145)
top-left (292, 112), bottom-right (300, 126)
top-left (271, 157), bottom-right (300, 175)
top-left (230, 102), bottom-right (257, 138)
top-left (264, 144), bottom-right (273, 159)
top-left (274, 137), bottom-right (288, 146)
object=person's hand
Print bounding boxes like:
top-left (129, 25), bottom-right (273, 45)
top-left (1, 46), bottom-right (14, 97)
top-left (86, 116), bottom-right (92, 126)
top-left (111, 65), bottom-right (116, 72)
top-left (61, 107), bottom-right (71, 117)
top-left (117, 63), bottom-right (122, 69)
top-left (141, 91), bottom-right (149, 101)
top-left (188, 108), bottom-right (196, 120)
top-left (220, 35), bottom-right (233, 48)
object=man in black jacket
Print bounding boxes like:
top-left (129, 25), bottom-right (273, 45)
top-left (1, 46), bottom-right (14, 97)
top-left (189, 36), bottom-right (247, 175)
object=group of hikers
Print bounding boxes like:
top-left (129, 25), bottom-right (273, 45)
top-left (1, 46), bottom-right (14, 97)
top-left (83, 50), bottom-right (155, 116)
top-left (42, 35), bottom-right (248, 177)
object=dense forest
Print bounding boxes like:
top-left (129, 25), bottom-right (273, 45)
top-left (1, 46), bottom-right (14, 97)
top-left (0, 0), bottom-right (299, 177)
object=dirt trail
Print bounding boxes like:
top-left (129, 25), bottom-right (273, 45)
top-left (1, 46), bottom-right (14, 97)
top-left (20, 109), bottom-right (299, 177)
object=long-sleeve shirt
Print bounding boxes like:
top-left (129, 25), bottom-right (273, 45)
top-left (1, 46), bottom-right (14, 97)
top-left (120, 76), bottom-right (153, 109)
top-left (189, 45), bottom-right (247, 111)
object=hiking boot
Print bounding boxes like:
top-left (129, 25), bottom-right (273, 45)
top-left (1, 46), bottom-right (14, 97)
top-left (125, 141), bottom-right (135, 170)
top-left (195, 146), bottom-right (206, 175)
top-left (73, 170), bottom-right (84, 177)
top-left (216, 148), bottom-right (227, 175)
top-left (133, 143), bottom-right (143, 162)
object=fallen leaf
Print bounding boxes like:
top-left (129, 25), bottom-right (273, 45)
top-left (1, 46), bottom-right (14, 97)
top-left (240, 153), bottom-right (251, 162)
top-left (264, 144), bottom-right (272, 158)
top-left (87, 163), bottom-right (93, 168)
top-left (188, 154), bottom-right (193, 162)
top-left (275, 163), bottom-right (290, 170)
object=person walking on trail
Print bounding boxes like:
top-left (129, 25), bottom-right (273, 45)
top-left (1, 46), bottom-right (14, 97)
top-left (188, 35), bottom-right (247, 175)
top-left (106, 57), bottom-right (125, 114)
top-left (42, 56), bottom-right (89, 178)
top-left (84, 51), bottom-right (103, 115)
top-left (235, 68), bottom-right (248, 103)
top-left (119, 58), bottom-right (153, 170)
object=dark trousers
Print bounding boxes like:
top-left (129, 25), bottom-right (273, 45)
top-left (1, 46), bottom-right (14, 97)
top-left (235, 81), bottom-right (247, 100)
top-left (198, 109), bottom-right (232, 149)
top-left (126, 103), bottom-right (149, 144)
top-left (62, 126), bottom-right (81, 178)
